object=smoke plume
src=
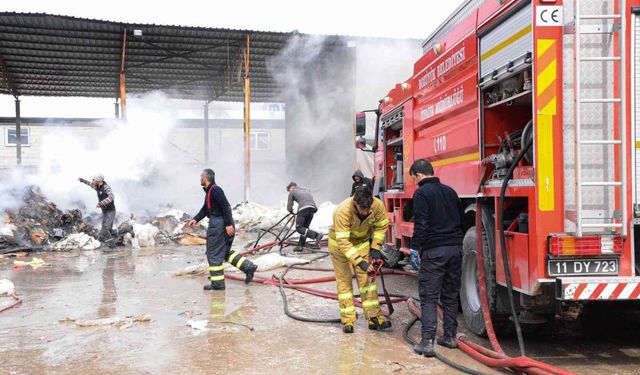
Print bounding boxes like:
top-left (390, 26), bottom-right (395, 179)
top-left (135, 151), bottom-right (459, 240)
top-left (268, 35), bottom-right (420, 202)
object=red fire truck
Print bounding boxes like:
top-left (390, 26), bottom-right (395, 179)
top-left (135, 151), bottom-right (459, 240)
top-left (356, 0), bottom-right (640, 335)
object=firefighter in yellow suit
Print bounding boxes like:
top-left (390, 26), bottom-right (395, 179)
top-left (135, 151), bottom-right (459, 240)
top-left (328, 186), bottom-right (391, 333)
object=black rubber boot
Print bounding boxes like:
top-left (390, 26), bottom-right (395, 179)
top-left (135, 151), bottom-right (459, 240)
top-left (414, 339), bottom-right (435, 357)
top-left (242, 262), bottom-right (258, 284)
top-left (342, 322), bottom-right (354, 334)
top-left (314, 232), bottom-right (323, 247)
top-left (303, 229), bottom-right (322, 248)
top-left (204, 281), bottom-right (225, 291)
top-left (436, 335), bottom-right (458, 349)
top-left (298, 234), bottom-right (307, 249)
top-left (368, 316), bottom-right (392, 331)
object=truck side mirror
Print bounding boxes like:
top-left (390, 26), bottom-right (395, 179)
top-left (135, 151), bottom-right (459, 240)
top-left (355, 112), bottom-right (366, 136)
top-left (355, 136), bottom-right (367, 150)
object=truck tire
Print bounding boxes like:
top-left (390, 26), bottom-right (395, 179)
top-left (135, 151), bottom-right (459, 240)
top-left (461, 225), bottom-right (514, 337)
top-left (461, 226), bottom-right (490, 336)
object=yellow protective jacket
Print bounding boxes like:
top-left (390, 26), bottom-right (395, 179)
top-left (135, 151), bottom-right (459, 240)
top-left (328, 197), bottom-right (389, 266)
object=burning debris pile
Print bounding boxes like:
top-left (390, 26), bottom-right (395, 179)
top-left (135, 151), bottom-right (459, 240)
top-left (0, 186), bottom-right (205, 251)
top-left (0, 187), bottom-right (337, 252)
top-left (1, 186), bottom-right (98, 252)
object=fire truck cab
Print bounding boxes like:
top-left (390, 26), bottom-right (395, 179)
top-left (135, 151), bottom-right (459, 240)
top-left (356, 0), bottom-right (640, 335)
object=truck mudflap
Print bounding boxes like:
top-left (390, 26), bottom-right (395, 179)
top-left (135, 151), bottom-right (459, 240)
top-left (556, 277), bottom-right (640, 301)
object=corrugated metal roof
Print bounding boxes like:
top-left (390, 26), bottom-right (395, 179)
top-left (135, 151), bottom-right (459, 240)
top-left (0, 12), bottom-right (348, 102)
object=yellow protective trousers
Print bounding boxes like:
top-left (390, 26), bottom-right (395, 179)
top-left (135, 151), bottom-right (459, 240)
top-left (329, 247), bottom-right (381, 324)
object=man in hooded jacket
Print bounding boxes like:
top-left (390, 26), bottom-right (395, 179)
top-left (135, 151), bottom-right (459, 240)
top-left (350, 170), bottom-right (373, 196)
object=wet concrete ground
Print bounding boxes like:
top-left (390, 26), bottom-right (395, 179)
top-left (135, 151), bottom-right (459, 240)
top-left (0, 245), bottom-right (639, 374)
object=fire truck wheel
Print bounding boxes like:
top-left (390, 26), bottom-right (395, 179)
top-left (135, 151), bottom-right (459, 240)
top-left (461, 226), bottom-right (489, 336)
top-left (461, 226), bottom-right (514, 337)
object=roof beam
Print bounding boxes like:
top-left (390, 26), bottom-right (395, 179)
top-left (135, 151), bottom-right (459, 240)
top-left (127, 42), bottom-right (238, 70)
top-left (205, 37), bottom-right (246, 102)
top-left (0, 23), bottom-right (292, 46)
top-left (130, 35), bottom-right (221, 71)
top-left (0, 44), bottom-right (280, 59)
top-left (1, 52), bottom-right (273, 69)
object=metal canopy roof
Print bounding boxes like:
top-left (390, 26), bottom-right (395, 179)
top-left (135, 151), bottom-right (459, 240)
top-left (0, 12), bottom-right (345, 102)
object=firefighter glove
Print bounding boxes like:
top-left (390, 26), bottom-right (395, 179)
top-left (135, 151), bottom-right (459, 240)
top-left (370, 249), bottom-right (384, 261)
top-left (357, 261), bottom-right (370, 272)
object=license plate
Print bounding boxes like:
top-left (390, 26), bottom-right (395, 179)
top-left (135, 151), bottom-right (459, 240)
top-left (547, 258), bottom-right (619, 276)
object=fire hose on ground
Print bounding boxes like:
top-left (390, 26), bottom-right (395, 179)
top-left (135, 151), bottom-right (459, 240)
top-left (0, 293), bottom-right (22, 314)
top-left (229, 223), bottom-right (577, 375)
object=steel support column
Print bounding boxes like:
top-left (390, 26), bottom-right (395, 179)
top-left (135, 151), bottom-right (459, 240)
top-left (204, 101), bottom-right (210, 163)
top-left (119, 29), bottom-right (127, 119)
top-left (14, 97), bottom-right (21, 166)
top-left (243, 34), bottom-right (251, 202)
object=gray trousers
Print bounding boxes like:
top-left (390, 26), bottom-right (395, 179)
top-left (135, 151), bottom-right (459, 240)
top-left (99, 209), bottom-right (116, 242)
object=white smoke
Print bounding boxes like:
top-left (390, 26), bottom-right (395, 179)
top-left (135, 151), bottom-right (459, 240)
top-left (0, 92), bottom-right (205, 217)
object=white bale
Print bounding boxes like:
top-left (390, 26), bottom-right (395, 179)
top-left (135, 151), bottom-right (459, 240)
top-left (309, 201), bottom-right (336, 234)
top-left (51, 233), bottom-right (101, 251)
top-left (0, 279), bottom-right (15, 296)
top-left (133, 223), bottom-right (160, 247)
top-left (159, 209), bottom-right (189, 222)
top-left (0, 223), bottom-right (17, 237)
top-left (233, 202), bottom-right (288, 231)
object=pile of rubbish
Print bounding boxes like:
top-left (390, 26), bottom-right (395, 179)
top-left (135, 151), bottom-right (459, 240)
top-left (0, 186), bottom-right (206, 252)
top-left (0, 186), bottom-right (337, 252)
top-left (1, 186), bottom-right (99, 252)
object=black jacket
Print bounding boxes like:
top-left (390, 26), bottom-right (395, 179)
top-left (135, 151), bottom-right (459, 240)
top-left (194, 184), bottom-right (234, 227)
top-left (411, 177), bottom-right (464, 251)
top-left (350, 170), bottom-right (373, 196)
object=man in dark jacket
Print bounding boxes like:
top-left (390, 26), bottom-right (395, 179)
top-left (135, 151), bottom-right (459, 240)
top-left (187, 169), bottom-right (257, 291)
top-left (79, 174), bottom-right (116, 245)
top-left (287, 182), bottom-right (323, 251)
top-left (409, 159), bottom-right (464, 357)
top-left (350, 170), bottom-right (373, 196)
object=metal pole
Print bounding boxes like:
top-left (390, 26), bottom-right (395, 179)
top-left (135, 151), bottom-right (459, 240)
top-left (620, 0), bottom-right (627, 237)
top-left (14, 97), bottom-right (21, 166)
top-left (204, 101), bottom-right (210, 163)
top-left (119, 29), bottom-right (127, 120)
top-left (243, 34), bottom-right (251, 202)
top-left (119, 72), bottom-right (127, 119)
top-left (114, 100), bottom-right (120, 118)
top-left (575, 0), bottom-right (583, 236)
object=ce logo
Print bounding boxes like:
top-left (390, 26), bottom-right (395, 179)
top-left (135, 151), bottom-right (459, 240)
top-left (540, 9), bottom-right (560, 24)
